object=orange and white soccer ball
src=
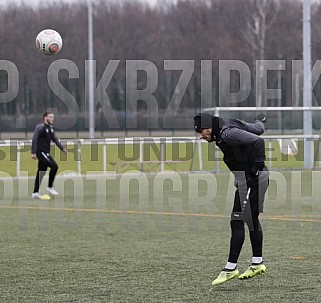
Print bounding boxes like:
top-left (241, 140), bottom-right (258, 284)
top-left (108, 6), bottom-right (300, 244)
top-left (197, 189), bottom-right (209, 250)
top-left (36, 29), bottom-right (63, 55)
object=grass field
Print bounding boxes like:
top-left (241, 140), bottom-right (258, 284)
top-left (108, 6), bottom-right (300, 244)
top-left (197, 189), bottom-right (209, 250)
top-left (0, 171), bottom-right (321, 302)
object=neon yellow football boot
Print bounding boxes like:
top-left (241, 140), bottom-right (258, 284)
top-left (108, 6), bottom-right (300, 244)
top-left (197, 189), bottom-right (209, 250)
top-left (211, 269), bottom-right (239, 286)
top-left (41, 194), bottom-right (51, 200)
top-left (239, 263), bottom-right (266, 279)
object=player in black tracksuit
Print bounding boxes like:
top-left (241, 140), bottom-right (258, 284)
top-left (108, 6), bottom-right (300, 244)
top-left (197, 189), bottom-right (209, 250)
top-left (31, 112), bottom-right (67, 198)
top-left (193, 112), bottom-right (269, 286)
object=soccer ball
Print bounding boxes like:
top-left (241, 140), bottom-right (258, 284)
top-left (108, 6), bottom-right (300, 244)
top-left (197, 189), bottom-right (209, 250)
top-left (36, 29), bottom-right (63, 55)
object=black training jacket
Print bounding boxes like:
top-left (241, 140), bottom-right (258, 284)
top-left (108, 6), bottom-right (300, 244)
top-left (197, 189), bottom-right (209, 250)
top-left (215, 118), bottom-right (266, 176)
top-left (31, 123), bottom-right (64, 155)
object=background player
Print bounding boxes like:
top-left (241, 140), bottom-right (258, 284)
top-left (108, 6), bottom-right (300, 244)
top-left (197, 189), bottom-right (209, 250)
top-left (31, 111), bottom-right (67, 199)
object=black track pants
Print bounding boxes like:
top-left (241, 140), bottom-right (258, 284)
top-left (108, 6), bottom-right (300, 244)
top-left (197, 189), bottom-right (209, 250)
top-left (33, 152), bottom-right (58, 193)
top-left (228, 170), bottom-right (269, 263)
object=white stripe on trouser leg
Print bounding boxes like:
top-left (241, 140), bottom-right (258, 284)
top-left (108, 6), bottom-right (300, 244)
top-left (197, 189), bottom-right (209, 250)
top-left (41, 152), bottom-right (52, 164)
top-left (242, 188), bottom-right (251, 211)
top-left (246, 187), bottom-right (251, 200)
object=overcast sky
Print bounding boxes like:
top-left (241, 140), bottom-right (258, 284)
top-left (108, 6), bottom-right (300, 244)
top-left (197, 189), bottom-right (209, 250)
top-left (0, 0), bottom-right (163, 7)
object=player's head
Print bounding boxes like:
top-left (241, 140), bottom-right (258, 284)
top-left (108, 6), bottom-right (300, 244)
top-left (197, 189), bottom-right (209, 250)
top-left (194, 112), bottom-right (224, 142)
top-left (194, 112), bottom-right (213, 142)
top-left (43, 111), bottom-right (54, 125)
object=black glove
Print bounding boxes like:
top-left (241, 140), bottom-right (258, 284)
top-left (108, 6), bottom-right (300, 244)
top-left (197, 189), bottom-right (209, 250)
top-left (251, 162), bottom-right (265, 176)
top-left (256, 113), bottom-right (266, 123)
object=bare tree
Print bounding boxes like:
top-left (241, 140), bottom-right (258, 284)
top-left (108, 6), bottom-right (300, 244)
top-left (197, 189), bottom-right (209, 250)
top-left (241, 0), bottom-right (280, 107)
top-left (0, 0), bottom-right (319, 132)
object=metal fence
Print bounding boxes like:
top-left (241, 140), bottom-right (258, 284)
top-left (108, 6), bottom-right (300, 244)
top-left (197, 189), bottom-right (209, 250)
top-left (1, 135), bottom-right (321, 177)
top-left (204, 107), bottom-right (321, 169)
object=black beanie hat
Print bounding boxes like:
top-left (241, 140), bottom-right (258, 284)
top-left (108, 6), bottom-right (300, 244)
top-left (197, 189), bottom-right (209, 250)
top-left (193, 112), bottom-right (213, 133)
top-left (194, 112), bottom-right (225, 141)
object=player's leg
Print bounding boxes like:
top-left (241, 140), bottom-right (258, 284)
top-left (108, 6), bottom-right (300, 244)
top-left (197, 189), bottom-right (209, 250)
top-left (32, 157), bottom-right (48, 198)
top-left (239, 175), bottom-right (269, 279)
top-left (212, 189), bottom-right (244, 286)
top-left (228, 189), bottom-right (246, 266)
top-left (226, 172), bottom-right (252, 266)
top-left (46, 155), bottom-right (59, 195)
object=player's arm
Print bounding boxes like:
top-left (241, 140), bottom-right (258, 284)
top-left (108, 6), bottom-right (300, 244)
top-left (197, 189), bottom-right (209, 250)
top-left (243, 114), bottom-right (266, 135)
top-left (221, 127), bottom-right (265, 168)
top-left (243, 121), bottom-right (265, 135)
top-left (31, 124), bottom-right (44, 159)
top-left (52, 133), bottom-right (67, 154)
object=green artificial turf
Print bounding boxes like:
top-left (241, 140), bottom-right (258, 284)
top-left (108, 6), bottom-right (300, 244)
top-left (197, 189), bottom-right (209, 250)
top-left (0, 171), bottom-right (320, 302)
